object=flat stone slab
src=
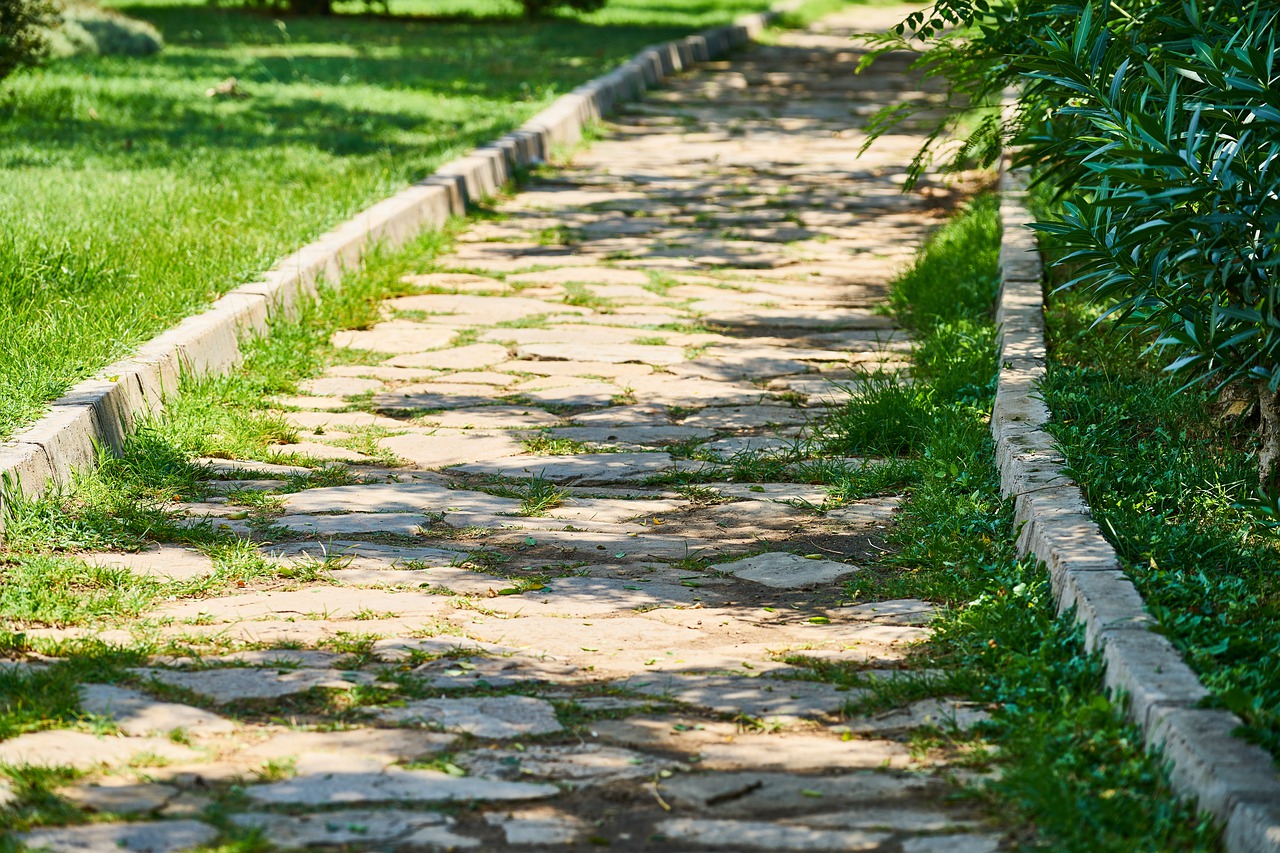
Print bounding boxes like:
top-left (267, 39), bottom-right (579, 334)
top-left (680, 405), bottom-right (813, 428)
top-left (658, 770), bottom-right (945, 817)
top-left (451, 452), bottom-right (699, 484)
top-left (517, 342), bottom-right (687, 365)
top-left (331, 320), bottom-right (455, 354)
top-left (657, 818), bottom-right (889, 850)
top-left (20, 821), bottom-right (217, 853)
top-left (86, 547), bottom-right (215, 582)
top-left (625, 674), bottom-right (862, 720)
top-left (80, 685), bottom-right (235, 737)
top-left (131, 668), bottom-right (381, 704)
top-left (375, 695), bottom-right (562, 738)
top-left (420, 405), bottom-right (563, 428)
top-left (0, 731), bottom-right (199, 770)
top-left (279, 481), bottom-right (518, 516)
top-left (386, 342), bottom-right (511, 370)
top-left (380, 432), bottom-right (524, 468)
top-left (247, 768), bottom-right (557, 806)
top-left (243, 728), bottom-right (455, 769)
top-left (485, 809), bottom-right (585, 845)
top-left (231, 810), bottom-right (467, 848)
top-left (459, 744), bottom-right (672, 785)
top-left (715, 552), bottom-right (859, 589)
top-left (411, 656), bottom-right (579, 689)
top-left (840, 699), bottom-right (992, 735)
top-left (61, 782), bottom-right (178, 815)
top-left (548, 425), bottom-right (714, 446)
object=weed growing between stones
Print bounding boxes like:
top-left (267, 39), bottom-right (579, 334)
top-left (817, 195), bottom-right (1219, 851)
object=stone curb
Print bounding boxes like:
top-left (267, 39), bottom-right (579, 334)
top-left (0, 7), bottom-right (786, 531)
top-left (994, 167), bottom-right (1280, 852)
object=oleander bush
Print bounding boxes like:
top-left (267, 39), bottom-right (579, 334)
top-left (865, 0), bottom-right (1280, 498)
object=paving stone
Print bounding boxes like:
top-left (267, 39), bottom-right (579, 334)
top-left (900, 834), bottom-right (1003, 853)
top-left (80, 685), bottom-right (235, 737)
top-left (658, 770), bottom-right (944, 817)
top-left (373, 383), bottom-right (505, 410)
top-left (264, 540), bottom-right (472, 570)
top-left (386, 293), bottom-right (576, 324)
top-left (402, 272), bottom-right (506, 292)
top-left (247, 768), bottom-right (557, 806)
top-left (451, 452), bottom-right (696, 484)
top-left (507, 266), bottom-right (654, 286)
top-left (323, 364), bottom-right (442, 382)
top-left (268, 441), bottom-right (372, 463)
top-left (386, 342), bottom-right (512, 370)
top-left (195, 457), bottom-right (312, 477)
top-left (372, 636), bottom-right (512, 662)
top-left (700, 436), bottom-right (801, 457)
top-left (517, 342), bottom-right (687, 365)
top-left (131, 668), bottom-right (382, 704)
top-left (169, 649), bottom-right (344, 668)
top-left (231, 809), bottom-right (458, 848)
top-left (158, 587), bottom-right (447, 623)
top-left (86, 547), bottom-right (215, 582)
top-left (0, 778), bottom-right (15, 809)
top-left (568, 404), bottom-right (671, 425)
top-left (331, 320), bottom-right (456, 353)
top-left (680, 405), bottom-right (813, 428)
top-left (20, 820), bottom-right (217, 853)
top-left (411, 655), bottom-right (579, 688)
top-left (271, 512), bottom-right (428, 536)
top-left (459, 744), bottom-right (672, 784)
top-left (381, 432), bottom-right (525, 468)
top-left (658, 819), bottom-right (889, 850)
top-left (280, 410), bottom-right (406, 431)
top-left (825, 497), bottom-right (902, 525)
top-left (709, 482), bottom-right (830, 504)
top-left (518, 381), bottom-right (620, 407)
top-left (61, 782), bottom-right (178, 814)
top-left (421, 405), bottom-right (563, 428)
top-left (297, 376), bottom-right (384, 397)
top-left (715, 552), bottom-right (859, 589)
top-left (843, 598), bottom-right (936, 625)
top-left (0, 731), bottom-right (199, 770)
top-left (625, 673), bottom-right (863, 720)
top-left (484, 809), bottom-right (585, 845)
top-left (795, 808), bottom-right (982, 833)
top-left (375, 695), bottom-right (562, 738)
top-left (243, 729), bottom-right (455, 768)
top-left (839, 698), bottom-right (992, 735)
top-left (500, 360), bottom-right (656, 379)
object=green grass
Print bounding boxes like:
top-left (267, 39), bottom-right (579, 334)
top-left (816, 195), bottom-right (1220, 851)
top-left (0, 0), bottom-right (842, 440)
top-left (1039, 289), bottom-right (1280, 764)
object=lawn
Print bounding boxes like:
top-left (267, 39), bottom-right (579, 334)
top-left (0, 0), bottom-right (812, 440)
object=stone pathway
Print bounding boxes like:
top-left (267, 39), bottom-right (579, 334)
top-left (8, 9), bottom-right (1003, 852)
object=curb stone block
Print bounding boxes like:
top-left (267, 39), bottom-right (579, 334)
top-left (1150, 707), bottom-right (1280, 820)
top-left (15, 404), bottom-right (102, 490)
top-left (996, 162), bottom-right (1280, 850)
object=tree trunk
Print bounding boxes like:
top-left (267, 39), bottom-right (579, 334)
top-left (1257, 381), bottom-right (1280, 487)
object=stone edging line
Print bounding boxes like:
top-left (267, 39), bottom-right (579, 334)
top-left (0, 5), bottom-right (797, 533)
top-left (994, 165), bottom-right (1280, 853)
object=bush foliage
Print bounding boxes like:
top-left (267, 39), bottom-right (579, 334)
top-left (0, 0), bottom-right (55, 82)
top-left (865, 0), bottom-right (1280, 491)
top-left (47, 5), bottom-right (164, 57)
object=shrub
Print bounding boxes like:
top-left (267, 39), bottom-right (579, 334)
top-left (0, 0), bottom-right (56, 82)
top-left (864, 0), bottom-right (1280, 490)
top-left (46, 4), bottom-right (163, 58)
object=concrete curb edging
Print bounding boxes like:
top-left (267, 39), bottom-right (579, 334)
top-left (994, 166), bottom-right (1280, 852)
top-left (0, 7), bottom-right (786, 531)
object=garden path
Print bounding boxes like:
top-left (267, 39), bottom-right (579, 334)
top-left (11, 9), bottom-right (1003, 851)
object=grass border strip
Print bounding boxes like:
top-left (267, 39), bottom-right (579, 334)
top-left (0, 4), bottom-right (791, 530)
top-left (993, 165), bottom-right (1280, 853)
